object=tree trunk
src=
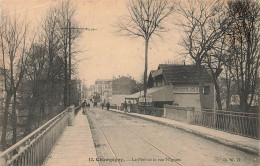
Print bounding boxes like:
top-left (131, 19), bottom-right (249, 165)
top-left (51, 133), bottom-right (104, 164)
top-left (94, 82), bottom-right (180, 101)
top-left (11, 92), bottom-right (17, 145)
top-left (24, 97), bottom-right (35, 137)
top-left (213, 77), bottom-right (222, 110)
top-left (0, 94), bottom-right (11, 150)
top-left (198, 65), bottom-right (204, 110)
top-left (144, 38), bottom-right (149, 110)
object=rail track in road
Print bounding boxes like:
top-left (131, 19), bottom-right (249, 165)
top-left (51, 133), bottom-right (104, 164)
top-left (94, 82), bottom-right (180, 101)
top-left (87, 108), bottom-right (260, 166)
top-left (94, 114), bottom-right (184, 166)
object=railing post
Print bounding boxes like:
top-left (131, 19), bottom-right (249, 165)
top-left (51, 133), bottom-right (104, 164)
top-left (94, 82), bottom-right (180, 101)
top-left (68, 105), bottom-right (75, 126)
top-left (0, 157), bottom-right (7, 166)
top-left (187, 107), bottom-right (195, 124)
top-left (213, 109), bottom-right (216, 128)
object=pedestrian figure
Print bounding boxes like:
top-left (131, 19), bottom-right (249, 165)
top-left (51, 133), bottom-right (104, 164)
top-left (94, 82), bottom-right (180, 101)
top-left (82, 100), bottom-right (87, 114)
top-left (106, 102), bottom-right (110, 110)
top-left (102, 103), bottom-right (104, 109)
top-left (123, 101), bottom-right (127, 113)
top-left (87, 103), bottom-right (90, 111)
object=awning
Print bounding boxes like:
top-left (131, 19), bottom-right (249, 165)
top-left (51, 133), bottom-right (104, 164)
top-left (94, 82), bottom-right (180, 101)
top-left (125, 85), bottom-right (173, 102)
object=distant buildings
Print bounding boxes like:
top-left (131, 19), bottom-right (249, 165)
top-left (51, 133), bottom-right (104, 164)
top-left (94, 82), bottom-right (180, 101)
top-left (87, 64), bottom-right (217, 110)
top-left (71, 79), bottom-right (87, 106)
top-left (87, 76), bottom-right (137, 105)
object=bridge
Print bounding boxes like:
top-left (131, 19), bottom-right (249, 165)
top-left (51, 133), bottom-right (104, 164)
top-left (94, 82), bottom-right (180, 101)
top-left (0, 106), bottom-right (259, 166)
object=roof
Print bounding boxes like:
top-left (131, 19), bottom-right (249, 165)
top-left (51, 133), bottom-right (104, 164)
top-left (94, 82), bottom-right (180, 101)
top-left (125, 86), bottom-right (166, 99)
top-left (154, 64), bottom-right (213, 84)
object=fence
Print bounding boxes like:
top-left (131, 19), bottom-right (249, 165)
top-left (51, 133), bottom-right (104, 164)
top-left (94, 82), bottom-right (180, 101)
top-left (0, 106), bottom-right (76, 166)
top-left (138, 106), bottom-right (164, 117)
top-left (193, 110), bottom-right (259, 139)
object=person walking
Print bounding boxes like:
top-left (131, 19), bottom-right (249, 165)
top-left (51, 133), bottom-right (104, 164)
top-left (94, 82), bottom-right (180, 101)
top-left (123, 101), bottom-right (127, 113)
top-left (87, 103), bottom-right (90, 112)
top-left (106, 102), bottom-right (110, 110)
top-left (82, 100), bottom-right (87, 114)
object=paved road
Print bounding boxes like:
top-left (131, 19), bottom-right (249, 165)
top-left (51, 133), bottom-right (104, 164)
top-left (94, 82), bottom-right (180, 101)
top-left (87, 108), bottom-right (259, 166)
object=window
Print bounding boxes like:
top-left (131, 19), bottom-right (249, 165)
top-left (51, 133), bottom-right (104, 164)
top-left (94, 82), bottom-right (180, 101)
top-left (203, 86), bottom-right (210, 94)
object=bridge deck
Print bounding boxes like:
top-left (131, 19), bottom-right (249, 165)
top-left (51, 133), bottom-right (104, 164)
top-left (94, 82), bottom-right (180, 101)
top-left (44, 110), bottom-right (99, 166)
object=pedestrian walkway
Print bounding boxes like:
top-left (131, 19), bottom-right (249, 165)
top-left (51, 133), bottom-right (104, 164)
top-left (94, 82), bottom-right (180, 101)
top-left (110, 108), bottom-right (260, 156)
top-left (44, 109), bottom-right (99, 166)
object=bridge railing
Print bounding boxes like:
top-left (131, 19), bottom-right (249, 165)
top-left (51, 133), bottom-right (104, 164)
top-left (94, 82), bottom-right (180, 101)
top-left (0, 106), bottom-right (77, 166)
top-left (193, 110), bottom-right (259, 139)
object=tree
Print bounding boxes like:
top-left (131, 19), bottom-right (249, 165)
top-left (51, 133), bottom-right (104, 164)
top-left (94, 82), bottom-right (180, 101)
top-left (226, 0), bottom-right (260, 112)
top-left (41, 0), bottom-right (81, 109)
top-left (118, 0), bottom-right (175, 108)
top-left (177, 0), bottom-right (232, 109)
top-left (21, 43), bottom-right (49, 136)
top-left (0, 12), bottom-right (31, 149)
top-left (41, 6), bottom-right (62, 114)
top-left (56, 0), bottom-right (82, 107)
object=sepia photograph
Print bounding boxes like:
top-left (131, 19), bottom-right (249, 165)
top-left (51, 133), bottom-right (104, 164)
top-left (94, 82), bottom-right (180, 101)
top-left (0, 0), bottom-right (259, 165)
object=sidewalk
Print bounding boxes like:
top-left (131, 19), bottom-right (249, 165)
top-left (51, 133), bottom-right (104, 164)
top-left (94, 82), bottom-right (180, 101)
top-left (110, 108), bottom-right (260, 156)
top-left (44, 109), bottom-right (99, 166)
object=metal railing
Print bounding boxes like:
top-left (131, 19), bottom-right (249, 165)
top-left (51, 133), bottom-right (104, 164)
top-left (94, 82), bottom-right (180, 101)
top-left (0, 108), bottom-right (71, 166)
top-left (193, 110), bottom-right (259, 139)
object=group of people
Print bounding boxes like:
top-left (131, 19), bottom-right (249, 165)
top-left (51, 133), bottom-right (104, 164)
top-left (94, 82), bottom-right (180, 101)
top-left (123, 101), bottom-right (133, 113)
top-left (81, 100), bottom-right (90, 114)
top-left (101, 102), bottom-right (110, 110)
top-left (82, 100), bottom-right (111, 114)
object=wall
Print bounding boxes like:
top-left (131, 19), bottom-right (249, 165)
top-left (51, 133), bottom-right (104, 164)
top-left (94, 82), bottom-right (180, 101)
top-left (201, 82), bottom-right (215, 109)
top-left (173, 93), bottom-right (200, 109)
top-left (164, 105), bottom-right (195, 123)
top-left (172, 83), bottom-right (215, 110)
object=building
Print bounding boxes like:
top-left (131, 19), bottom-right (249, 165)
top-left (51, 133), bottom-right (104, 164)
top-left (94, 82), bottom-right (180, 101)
top-left (93, 79), bottom-right (112, 103)
top-left (110, 76), bottom-right (137, 106)
top-left (71, 79), bottom-right (84, 106)
top-left (89, 76), bottom-right (138, 105)
top-left (126, 64), bottom-right (215, 110)
top-left (112, 76), bottom-right (137, 95)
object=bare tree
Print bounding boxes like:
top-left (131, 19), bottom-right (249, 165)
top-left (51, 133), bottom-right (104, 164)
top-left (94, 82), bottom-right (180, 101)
top-left (226, 0), bottom-right (260, 112)
top-left (177, 0), bottom-right (232, 109)
top-left (41, 6), bottom-right (62, 114)
top-left (40, 0), bottom-right (81, 109)
top-left (22, 42), bottom-right (48, 136)
top-left (118, 0), bottom-right (175, 108)
top-left (0, 12), bottom-right (31, 149)
top-left (56, 0), bottom-right (82, 107)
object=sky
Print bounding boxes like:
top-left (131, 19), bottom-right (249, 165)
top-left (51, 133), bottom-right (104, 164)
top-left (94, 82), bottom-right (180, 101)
top-left (0, 0), bottom-right (186, 86)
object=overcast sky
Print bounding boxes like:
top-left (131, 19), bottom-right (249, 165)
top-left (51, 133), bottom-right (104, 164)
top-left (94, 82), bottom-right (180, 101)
top-left (1, 0), bottom-right (186, 86)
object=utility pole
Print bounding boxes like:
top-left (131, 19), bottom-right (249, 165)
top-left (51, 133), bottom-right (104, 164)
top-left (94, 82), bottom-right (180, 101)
top-left (68, 21), bottom-right (71, 106)
top-left (62, 20), bottom-right (97, 107)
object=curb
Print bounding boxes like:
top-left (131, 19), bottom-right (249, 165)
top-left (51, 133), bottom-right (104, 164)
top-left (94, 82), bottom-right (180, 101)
top-left (109, 109), bottom-right (259, 156)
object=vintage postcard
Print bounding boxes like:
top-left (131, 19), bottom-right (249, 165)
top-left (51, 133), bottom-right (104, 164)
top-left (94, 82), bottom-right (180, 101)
top-left (0, 0), bottom-right (259, 166)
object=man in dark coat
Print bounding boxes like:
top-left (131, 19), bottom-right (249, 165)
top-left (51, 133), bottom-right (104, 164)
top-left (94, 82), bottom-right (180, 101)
top-left (82, 100), bottom-right (87, 114)
top-left (123, 101), bottom-right (127, 113)
top-left (106, 102), bottom-right (110, 110)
